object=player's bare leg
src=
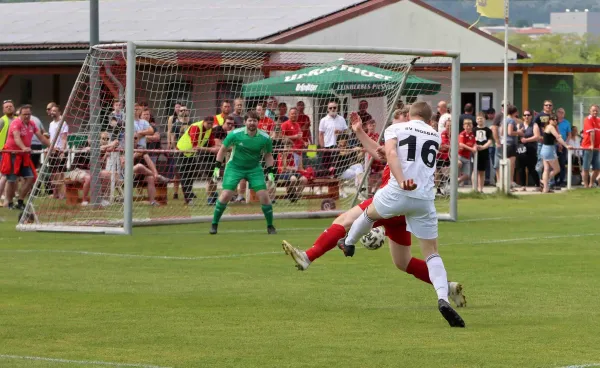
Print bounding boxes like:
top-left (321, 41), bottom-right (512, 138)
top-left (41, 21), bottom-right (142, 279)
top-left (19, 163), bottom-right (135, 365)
top-left (419, 237), bottom-right (465, 327)
top-left (282, 205), bottom-right (363, 270)
top-left (389, 240), bottom-right (466, 308)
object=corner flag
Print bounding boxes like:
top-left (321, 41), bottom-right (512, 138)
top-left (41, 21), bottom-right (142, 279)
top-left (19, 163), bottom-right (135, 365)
top-left (476, 0), bottom-right (504, 19)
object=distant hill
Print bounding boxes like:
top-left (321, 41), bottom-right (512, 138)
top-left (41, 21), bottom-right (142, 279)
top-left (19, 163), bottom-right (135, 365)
top-left (2, 0), bottom-right (599, 27)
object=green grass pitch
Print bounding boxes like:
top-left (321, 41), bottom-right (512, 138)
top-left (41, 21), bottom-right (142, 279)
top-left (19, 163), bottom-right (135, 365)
top-left (1, 190), bottom-right (600, 368)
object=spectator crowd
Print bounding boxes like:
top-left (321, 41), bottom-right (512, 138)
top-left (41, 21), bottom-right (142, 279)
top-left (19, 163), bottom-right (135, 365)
top-left (0, 94), bottom-right (596, 210)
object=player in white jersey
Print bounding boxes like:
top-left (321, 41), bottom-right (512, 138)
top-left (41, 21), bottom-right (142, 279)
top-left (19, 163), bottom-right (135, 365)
top-left (339, 102), bottom-right (465, 328)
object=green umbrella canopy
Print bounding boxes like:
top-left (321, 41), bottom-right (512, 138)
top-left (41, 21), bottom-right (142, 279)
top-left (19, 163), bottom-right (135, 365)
top-left (242, 60), bottom-right (441, 98)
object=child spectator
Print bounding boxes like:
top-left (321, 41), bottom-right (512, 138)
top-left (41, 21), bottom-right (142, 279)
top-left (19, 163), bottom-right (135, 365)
top-left (458, 118), bottom-right (476, 187)
top-left (474, 112), bottom-right (493, 192)
top-left (277, 140), bottom-right (308, 202)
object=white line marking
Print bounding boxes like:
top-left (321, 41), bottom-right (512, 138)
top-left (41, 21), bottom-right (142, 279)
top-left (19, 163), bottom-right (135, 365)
top-left (0, 354), bottom-right (172, 368)
top-left (0, 249), bottom-right (280, 260)
top-left (556, 364), bottom-right (600, 368)
top-left (1, 232), bottom-right (598, 262)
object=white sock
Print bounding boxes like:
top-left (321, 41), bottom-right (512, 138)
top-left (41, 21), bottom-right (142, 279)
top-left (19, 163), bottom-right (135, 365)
top-left (345, 211), bottom-right (375, 245)
top-left (426, 254), bottom-right (449, 303)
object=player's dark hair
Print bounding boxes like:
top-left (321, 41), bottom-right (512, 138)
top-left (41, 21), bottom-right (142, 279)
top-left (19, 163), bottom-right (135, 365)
top-left (464, 103), bottom-right (474, 114)
top-left (245, 111), bottom-right (260, 121)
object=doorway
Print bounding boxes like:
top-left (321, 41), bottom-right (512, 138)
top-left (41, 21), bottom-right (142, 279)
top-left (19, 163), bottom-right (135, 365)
top-left (461, 92), bottom-right (476, 113)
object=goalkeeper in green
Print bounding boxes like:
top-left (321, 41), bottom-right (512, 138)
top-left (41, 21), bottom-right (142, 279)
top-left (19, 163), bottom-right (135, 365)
top-left (210, 110), bottom-right (277, 235)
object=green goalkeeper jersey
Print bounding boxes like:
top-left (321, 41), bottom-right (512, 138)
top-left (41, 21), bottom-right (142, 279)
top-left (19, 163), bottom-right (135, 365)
top-left (223, 127), bottom-right (273, 170)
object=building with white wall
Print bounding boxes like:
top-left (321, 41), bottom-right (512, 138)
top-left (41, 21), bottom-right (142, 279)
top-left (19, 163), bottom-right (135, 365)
top-left (0, 0), bottom-right (569, 128)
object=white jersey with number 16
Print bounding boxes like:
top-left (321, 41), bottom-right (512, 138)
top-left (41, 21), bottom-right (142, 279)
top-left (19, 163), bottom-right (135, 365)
top-left (383, 119), bottom-right (441, 200)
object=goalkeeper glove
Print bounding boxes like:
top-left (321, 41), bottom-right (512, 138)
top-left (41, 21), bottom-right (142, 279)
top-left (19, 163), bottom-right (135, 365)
top-left (265, 166), bottom-right (276, 182)
top-left (213, 161), bottom-right (223, 181)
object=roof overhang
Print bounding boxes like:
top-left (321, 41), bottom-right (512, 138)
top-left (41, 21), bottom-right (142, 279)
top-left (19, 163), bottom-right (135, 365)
top-left (0, 49), bottom-right (89, 66)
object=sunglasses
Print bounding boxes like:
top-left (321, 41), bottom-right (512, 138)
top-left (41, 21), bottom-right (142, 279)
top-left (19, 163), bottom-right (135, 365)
top-left (328, 107), bottom-right (337, 111)
top-left (523, 114), bottom-right (531, 117)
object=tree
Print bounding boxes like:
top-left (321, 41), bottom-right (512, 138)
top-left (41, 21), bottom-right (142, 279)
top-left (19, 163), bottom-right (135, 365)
top-left (495, 33), bottom-right (600, 96)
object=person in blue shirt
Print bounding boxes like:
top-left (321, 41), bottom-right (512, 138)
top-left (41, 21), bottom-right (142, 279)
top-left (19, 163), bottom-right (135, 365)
top-left (556, 108), bottom-right (571, 187)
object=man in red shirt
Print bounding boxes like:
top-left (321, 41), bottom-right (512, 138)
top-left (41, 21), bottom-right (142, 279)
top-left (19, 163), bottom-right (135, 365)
top-left (280, 107), bottom-right (304, 168)
top-left (296, 101), bottom-right (312, 145)
top-left (581, 104), bottom-right (600, 187)
top-left (458, 119), bottom-right (477, 186)
top-left (1, 105), bottom-right (51, 210)
top-left (256, 105), bottom-right (274, 133)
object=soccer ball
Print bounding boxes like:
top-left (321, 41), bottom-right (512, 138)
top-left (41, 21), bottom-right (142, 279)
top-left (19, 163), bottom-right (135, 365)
top-left (360, 227), bottom-right (385, 250)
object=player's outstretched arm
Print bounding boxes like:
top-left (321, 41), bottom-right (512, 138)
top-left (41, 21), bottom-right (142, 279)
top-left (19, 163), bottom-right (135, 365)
top-left (349, 112), bottom-right (382, 160)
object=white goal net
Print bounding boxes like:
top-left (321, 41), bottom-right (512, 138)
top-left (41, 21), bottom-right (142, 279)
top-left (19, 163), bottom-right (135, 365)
top-left (17, 42), bottom-right (459, 234)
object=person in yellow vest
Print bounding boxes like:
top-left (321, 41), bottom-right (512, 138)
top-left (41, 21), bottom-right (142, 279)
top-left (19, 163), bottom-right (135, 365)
top-left (213, 99), bottom-right (232, 127)
top-left (176, 115), bottom-right (227, 205)
top-left (0, 100), bottom-right (17, 206)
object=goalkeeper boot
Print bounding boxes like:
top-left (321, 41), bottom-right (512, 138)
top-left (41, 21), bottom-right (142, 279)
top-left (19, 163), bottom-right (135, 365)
top-left (282, 240), bottom-right (311, 271)
top-left (209, 224), bottom-right (218, 235)
top-left (267, 225), bottom-right (277, 235)
top-left (337, 237), bottom-right (355, 257)
top-left (448, 281), bottom-right (467, 308)
top-left (438, 299), bottom-right (465, 328)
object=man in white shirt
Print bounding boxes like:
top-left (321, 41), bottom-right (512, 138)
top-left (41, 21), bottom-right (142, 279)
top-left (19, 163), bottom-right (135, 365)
top-left (48, 105), bottom-right (69, 198)
top-left (318, 101), bottom-right (347, 173)
top-left (340, 102), bottom-right (465, 328)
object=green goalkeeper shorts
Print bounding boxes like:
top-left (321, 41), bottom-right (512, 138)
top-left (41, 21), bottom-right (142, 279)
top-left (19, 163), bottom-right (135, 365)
top-left (222, 165), bottom-right (267, 192)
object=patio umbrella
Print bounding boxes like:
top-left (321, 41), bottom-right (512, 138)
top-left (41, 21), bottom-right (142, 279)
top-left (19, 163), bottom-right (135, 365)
top-left (241, 60), bottom-right (441, 98)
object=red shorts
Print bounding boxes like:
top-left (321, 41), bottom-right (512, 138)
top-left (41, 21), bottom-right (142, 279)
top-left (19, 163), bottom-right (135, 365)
top-left (357, 198), bottom-right (411, 246)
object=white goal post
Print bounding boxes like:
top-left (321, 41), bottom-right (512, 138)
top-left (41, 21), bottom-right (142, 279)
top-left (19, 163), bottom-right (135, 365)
top-left (17, 41), bottom-right (460, 234)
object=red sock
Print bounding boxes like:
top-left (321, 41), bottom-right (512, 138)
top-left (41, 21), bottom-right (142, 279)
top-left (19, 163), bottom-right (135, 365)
top-left (406, 257), bottom-right (432, 284)
top-left (305, 224), bottom-right (346, 262)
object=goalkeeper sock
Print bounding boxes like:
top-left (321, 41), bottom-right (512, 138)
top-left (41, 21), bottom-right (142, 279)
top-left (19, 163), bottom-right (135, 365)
top-left (426, 254), bottom-right (449, 303)
top-left (305, 224), bottom-right (346, 262)
top-left (212, 200), bottom-right (227, 225)
top-left (406, 257), bottom-right (432, 285)
top-left (261, 204), bottom-right (274, 227)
